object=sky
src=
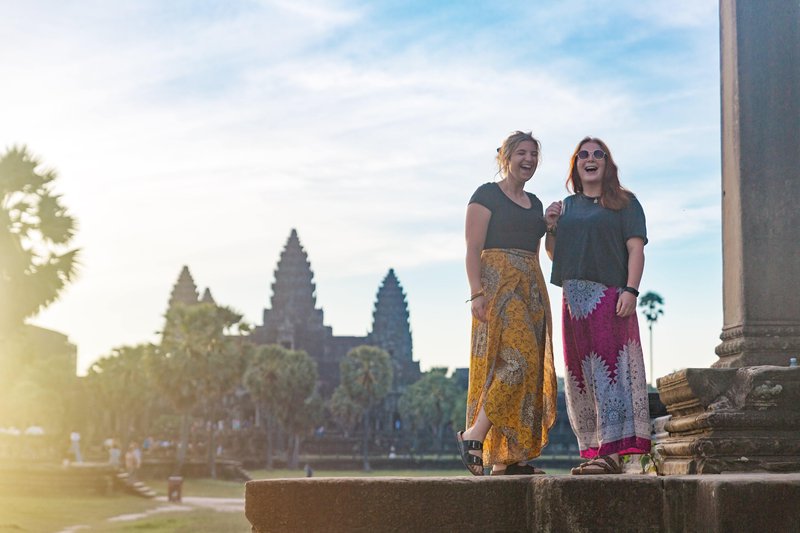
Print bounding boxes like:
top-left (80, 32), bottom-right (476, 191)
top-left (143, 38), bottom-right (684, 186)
top-left (1, 0), bottom-right (723, 380)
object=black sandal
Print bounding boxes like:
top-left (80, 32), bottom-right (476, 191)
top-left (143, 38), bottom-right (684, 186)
top-left (504, 463), bottom-right (546, 475)
top-left (456, 431), bottom-right (484, 476)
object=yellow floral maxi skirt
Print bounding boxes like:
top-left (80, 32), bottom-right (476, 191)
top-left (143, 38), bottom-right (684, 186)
top-left (466, 248), bottom-right (558, 466)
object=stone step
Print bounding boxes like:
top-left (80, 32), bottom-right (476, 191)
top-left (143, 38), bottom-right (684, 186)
top-left (246, 474), bottom-right (800, 532)
top-left (111, 473), bottom-right (158, 499)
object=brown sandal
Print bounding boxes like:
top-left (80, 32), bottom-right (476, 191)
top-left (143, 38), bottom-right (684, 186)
top-left (570, 455), bottom-right (622, 475)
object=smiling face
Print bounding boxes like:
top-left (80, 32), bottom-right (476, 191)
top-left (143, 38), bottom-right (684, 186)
top-left (506, 140), bottom-right (539, 183)
top-left (576, 141), bottom-right (606, 188)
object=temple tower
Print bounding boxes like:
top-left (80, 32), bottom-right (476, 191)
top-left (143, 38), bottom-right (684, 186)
top-left (200, 288), bottom-right (215, 305)
top-left (266, 230), bottom-right (321, 338)
top-left (168, 266), bottom-right (199, 308)
top-left (369, 269), bottom-right (420, 389)
top-left (163, 266), bottom-right (201, 343)
top-left (252, 230), bottom-right (331, 374)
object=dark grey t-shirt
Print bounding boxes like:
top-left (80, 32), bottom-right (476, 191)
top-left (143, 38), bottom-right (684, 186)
top-left (468, 182), bottom-right (546, 253)
top-left (550, 193), bottom-right (648, 287)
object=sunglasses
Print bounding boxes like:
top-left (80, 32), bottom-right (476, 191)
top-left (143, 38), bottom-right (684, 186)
top-left (577, 149), bottom-right (606, 160)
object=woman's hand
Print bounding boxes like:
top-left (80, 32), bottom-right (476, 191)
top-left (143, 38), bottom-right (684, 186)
top-left (616, 291), bottom-right (637, 317)
top-left (545, 201), bottom-right (562, 228)
top-left (471, 294), bottom-right (488, 322)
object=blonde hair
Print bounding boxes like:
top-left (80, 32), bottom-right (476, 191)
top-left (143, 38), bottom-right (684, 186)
top-left (496, 131), bottom-right (541, 176)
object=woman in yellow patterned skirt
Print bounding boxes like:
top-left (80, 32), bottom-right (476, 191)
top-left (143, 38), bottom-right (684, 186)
top-left (456, 131), bottom-right (558, 476)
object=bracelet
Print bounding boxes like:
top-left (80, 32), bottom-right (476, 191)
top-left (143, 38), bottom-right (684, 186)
top-left (546, 225), bottom-right (557, 236)
top-left (466, 290), bottom-right (484, 303)
top-left (623, 286), bottom-right (639, 297)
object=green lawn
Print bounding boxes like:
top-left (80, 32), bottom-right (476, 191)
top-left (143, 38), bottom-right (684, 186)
top-left (0, 485), bottom-right (249, 532)
top-left (0, 493), bottom-right (163, 532)
top-left (85, 508), bottom-right (251, 532)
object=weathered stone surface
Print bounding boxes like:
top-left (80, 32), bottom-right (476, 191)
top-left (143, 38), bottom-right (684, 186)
top-left (656, 367), bottom-right (800, 474)
top-left (245, 476), bottom-right (531, 533)
top-left (245, 474), bottom-right (800, 532)
top-left (529, 476), bottom-right (662, 532)
top-left (663, 474), bottom-right (800, 532)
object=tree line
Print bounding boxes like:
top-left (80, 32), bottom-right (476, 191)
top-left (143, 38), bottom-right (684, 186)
top-left (85, 299), bottom-right (467, 474)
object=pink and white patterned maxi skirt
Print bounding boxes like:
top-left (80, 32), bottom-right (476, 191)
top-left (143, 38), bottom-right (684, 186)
top-left (562, 279), bottom-right (652, 458)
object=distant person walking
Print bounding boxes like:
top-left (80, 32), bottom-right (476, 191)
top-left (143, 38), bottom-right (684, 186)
top-left (545, 136), bottom-right (651, 475)
top-left (125, 442), bottom-right (142, 480)
top-left (108, 438), bottom-right (121, 468)
top-left (69, 431), bottom-right (82, 463)
top-left (456, 131), bottom-right (558, 476)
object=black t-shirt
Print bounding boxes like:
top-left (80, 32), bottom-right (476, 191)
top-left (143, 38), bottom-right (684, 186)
top-left (550, 193), bottom-right (648, 287)
top-left (468, 182), bottom-right (546, 252)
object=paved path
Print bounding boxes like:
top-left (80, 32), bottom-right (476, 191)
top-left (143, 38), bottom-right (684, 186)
top-left (56, 496), bottom-right (244, 532)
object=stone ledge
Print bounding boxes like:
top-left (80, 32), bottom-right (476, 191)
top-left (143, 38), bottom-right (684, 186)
top-left (246, 476), bottom-right (531, 532)
top-left (246, 473), bottom-right (800, 532)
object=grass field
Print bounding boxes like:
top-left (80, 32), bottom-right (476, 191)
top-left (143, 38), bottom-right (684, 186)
top-left (0, 493), bottom-right (168, 532)
top-left (80, 507), bottom-right (252, 532)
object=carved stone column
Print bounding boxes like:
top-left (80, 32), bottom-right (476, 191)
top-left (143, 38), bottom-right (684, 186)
top-left (657, 366), bottom-right (800, 474)
top-left (656, 1), bottom-right (800, 474)
top-left (713, 0), bottom-right (800, 368)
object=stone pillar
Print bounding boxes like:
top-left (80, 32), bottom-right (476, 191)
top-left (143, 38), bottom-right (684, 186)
top-left (656, 0), bottom-right (800, 474)
top-left (714, 0), bottom-right (800, 368)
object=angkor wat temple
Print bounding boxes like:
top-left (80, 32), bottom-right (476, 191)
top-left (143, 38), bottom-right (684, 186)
top-left (166, 229), bottom-right (421, 398)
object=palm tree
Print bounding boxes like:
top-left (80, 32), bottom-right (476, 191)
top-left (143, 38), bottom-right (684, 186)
top-left (336, 345), bottom-right (393, 471)
top-left (244, 345), bottom-right (322, 469)
top-left (244, 344), bottom-right (289, 469)
top-left (0, 146), bottom-right (79, 335)
top-left (328, 386), bottom-right (360, 437)
top-left (155, 302), bottom-right (249, 476)
top-left (398, 369), bottom-right (461, 456)
top-left (86, 344), bottom-right (158, 450)
top-left (638, 291), bottom-right (665, 387)
top-left (1, 146), bottom-right (79, 429)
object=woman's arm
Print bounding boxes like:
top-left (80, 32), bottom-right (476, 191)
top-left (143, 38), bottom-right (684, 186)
top-left (544, 233), bottom-right (556, 260)
top-left (543, 201), bottom-right (562, 260)
top-left (616, 237), bottom-right (645, 317)
top-left (465, 202), bottom-right (491, 322)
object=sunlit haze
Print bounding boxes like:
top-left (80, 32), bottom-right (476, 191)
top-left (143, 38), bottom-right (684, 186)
top-left (1, 0), bottom-right (722, 378)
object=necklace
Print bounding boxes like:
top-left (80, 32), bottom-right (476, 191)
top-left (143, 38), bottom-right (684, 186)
top-left (581, 193), bottom-right (600, 204)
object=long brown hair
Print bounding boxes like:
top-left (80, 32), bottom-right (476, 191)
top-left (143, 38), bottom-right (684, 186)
top-left (566, 136), bottom-right (631, 211)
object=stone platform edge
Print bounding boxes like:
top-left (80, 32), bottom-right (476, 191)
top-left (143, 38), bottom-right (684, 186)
top-left (246, 473), bottom-right (800, 532)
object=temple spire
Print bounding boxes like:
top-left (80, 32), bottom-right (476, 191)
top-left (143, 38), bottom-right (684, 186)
top-left (269, 229), bottom-right (317, 325)
top-left (369, 268), bottom-right (419, 387)
top-left (200, 287), bottom-right (215, 305)
top-left (168, 266), bottom-right (199, 308)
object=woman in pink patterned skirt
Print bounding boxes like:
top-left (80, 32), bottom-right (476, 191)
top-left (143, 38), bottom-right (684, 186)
top-left (544, 136), bottom-right (651, 475)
